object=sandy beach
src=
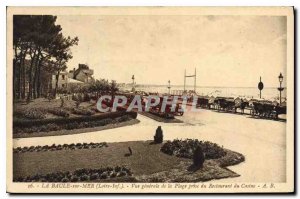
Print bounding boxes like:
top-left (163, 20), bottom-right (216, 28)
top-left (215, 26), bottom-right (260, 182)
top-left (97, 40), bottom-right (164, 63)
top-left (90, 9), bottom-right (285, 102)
top-left (13, 109), bottom-right (286, 183)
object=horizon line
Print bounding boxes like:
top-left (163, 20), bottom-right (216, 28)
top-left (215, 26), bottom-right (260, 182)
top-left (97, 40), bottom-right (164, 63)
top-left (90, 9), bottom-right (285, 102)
top-left (118, 83), bottom-right (287, 89)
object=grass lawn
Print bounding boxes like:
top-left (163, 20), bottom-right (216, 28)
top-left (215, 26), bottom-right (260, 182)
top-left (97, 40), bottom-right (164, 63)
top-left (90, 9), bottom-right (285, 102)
top-left (13, 141), bottom-right (244, 182)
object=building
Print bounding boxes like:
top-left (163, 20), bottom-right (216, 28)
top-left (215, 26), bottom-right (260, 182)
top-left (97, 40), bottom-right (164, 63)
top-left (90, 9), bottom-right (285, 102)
top-left (52, 71), bottom-right (69, 89)
top-left (52, 64), bottom-right (94, 90)
top-left (69, 64), bottom-right (94, 83)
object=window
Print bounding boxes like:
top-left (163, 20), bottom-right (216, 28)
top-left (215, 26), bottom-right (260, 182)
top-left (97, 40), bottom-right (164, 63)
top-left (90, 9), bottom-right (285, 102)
top-left (62, 84), bottom-right (65, 88)
top-left (62, 75), bottom-right (65, 80)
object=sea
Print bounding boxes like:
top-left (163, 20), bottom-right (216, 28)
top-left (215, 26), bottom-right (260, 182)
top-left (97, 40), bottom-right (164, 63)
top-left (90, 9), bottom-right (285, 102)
top-left (119, 85), bottom-right (287, 102)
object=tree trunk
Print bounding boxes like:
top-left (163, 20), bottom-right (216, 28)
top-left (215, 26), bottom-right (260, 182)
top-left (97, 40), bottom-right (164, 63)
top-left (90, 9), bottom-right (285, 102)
top-left (37, 57), bottom-right (43, 98)
top-left (13, 44), bottom-right (21, 100)
top-left (20, 50), bottom-right (27, 99)
top-left (54, 70), bottom-right (60, 98)
top-left (27, 50), bottom-right (37, 101)
top-left (33, 52), bottom-right (41, 99)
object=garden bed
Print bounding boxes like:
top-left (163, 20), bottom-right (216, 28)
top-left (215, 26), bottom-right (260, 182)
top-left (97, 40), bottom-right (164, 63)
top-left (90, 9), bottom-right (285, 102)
top-left (13, 140), bottom-right (245, 182)
top-left (13, 142), bottom-right (108, 153)
top-left (14, 166), bottom-right (133, 182)
top-left (161, 139), bottom-right (227, 159)
top-left (12, 98), bottom-right (181, 140)
top-left (13, 119), bottom-right (139, 138)
top-left (13, 111), bottom-right (138, 138)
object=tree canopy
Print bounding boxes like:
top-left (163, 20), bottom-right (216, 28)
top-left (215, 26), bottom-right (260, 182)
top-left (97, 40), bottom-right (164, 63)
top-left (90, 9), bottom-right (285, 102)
top-left (13, 15), bottom-right (79, 100)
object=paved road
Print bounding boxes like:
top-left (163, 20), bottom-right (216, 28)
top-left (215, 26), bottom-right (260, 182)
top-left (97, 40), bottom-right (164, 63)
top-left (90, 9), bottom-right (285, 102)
top-left (13, 109), bottom-right (286, 182)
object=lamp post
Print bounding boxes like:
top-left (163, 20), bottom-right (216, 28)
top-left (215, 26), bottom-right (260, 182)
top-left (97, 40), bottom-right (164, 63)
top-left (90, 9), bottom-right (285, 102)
top-left (167, 80), bottom-right (171, 95)
top-left (131, 75), bottom-right (135, 92)
top-left (278, 73), bottom-right (284, 104)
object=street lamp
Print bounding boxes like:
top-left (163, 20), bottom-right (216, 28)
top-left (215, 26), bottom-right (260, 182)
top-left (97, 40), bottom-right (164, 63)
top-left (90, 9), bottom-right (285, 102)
top-left (167, 80), bottom-right (171, 95)
top-left (277, 73), bottom-right (284, 104)
top-left (131, 75), bottom-right (135, 92)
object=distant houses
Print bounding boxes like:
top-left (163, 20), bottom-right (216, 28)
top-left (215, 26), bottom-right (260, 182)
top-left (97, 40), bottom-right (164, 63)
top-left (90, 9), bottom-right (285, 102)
top-left (52, 64), bottom-right (95, 90)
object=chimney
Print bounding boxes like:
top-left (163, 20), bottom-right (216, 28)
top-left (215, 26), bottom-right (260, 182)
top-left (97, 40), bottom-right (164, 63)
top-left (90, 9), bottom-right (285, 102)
top-left (73, 68), bottom-right (75, 79)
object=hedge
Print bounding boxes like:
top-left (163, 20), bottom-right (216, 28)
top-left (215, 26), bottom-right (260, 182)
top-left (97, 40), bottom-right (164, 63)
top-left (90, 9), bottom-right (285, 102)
top-left (13, 111), bottom-right (137, 128)
top-left (14, 166), bottom-right (132, 182)
top-left (14, 142), bottom-right (108, 153)
top-left (161, 139), bottom-right (226, 160)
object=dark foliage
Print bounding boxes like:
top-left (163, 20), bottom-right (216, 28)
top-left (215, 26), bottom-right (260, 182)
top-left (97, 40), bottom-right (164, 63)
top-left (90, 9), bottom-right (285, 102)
top-left (13, 142), bottom-right (108, 153)
top-left (72, 108), bottom-right (96, 116)
top-left (13, 166), bottom-right (132, 182)
top-left (161, 139), bottom-right (226, 159)
top-left (13, 113), bottom-right (135, 134)
top-left (14, 111), bottom-right (137, 128)
top-left (193, 146), bottom-right (205, 167)
top-left (48, 108), bottom-right (69, 117)
top-left (154, 126), bottom-right (163, 143)
top-left (22, 108), bottom-right (47, 119)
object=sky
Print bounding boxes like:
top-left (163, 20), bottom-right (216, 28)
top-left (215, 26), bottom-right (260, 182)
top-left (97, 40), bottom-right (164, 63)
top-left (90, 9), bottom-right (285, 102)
top-left (56, 15), bottom-right (287, 87)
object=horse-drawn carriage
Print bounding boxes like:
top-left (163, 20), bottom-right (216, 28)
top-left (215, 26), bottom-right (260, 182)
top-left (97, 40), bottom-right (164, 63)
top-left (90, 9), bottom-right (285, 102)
top-left (250, 99), bottom-right (286, 119)
top-left (203, 97), bottom-right (249, 114)
top-left (197, 96), bottom-right (215, 109)
top-left (214, 97), bottom-right (236, 112)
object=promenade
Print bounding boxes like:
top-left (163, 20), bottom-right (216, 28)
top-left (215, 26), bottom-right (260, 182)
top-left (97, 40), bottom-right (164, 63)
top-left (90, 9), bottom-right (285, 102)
top-left (13, 109), bottom-right (286, 182)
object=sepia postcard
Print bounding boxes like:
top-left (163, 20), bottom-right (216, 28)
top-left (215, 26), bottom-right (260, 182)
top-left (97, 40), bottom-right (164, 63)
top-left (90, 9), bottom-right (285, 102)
top-left (6, 6), bottom-right (294, 193)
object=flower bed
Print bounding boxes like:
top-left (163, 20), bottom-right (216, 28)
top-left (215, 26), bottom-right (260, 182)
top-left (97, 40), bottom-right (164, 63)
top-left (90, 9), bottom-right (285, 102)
top-left (72, 108), bottom-right (96, 116)
top-left (13, 111), bottom-right (137, 128)
top-left (13, 142), bottom-right (108, 153)
top-left (13, 166), bottom-right (132, 182)
top-left (13, 114), bottom-right (134, 134)
top-left (47, 108), bottom-right (70, 118)
top-left (161, 139), bottom-right (226, 159)
top-left (14, 108), bottom-right (47, 120)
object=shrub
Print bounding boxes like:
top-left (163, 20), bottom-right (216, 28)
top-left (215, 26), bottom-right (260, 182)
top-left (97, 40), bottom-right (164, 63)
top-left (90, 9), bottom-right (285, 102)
top-left (46, 123), bottom-right (61, 131)
top-left (60, 98), bottom-right (65, 108)
top-left (110, 172), bottom-right (117, 178)
top-left (23, 108), bottom-right (46, 120)
top-left (115, 115), bottom-right (131, 123)
top-left (193, 146), bottom-right (205, 167)
top-left (13, 142), bottom-right (109, 153)
top-left (14, 111), bottom-right (137, 135)
top-left (72, 108), bottom-right (95, 116)
top-left (100, 172), bottom-right (108, 179)
top-left (14, 166), bottom-right (132, 182)
top-left (48, 108), bottom-right (70, 118)
top-left (115, 166), bottom-right (121, 172)
top-left (84, 93), bottom-right (91, 102)
top-left (90, 173), bottom-right (99, 180)
top-left (161, 139), bottom-right (226, 160)
top-left (80, 174), bottom-right (90, 181)
top-left (117, 171), bottom-right (127, 177)
top-left (66, 122), bottom-right (79, 130)
top-left (61, 177), bottom-right (69, 182)
top-left (154, 126), bottom-right (163, 143)
top-left (14, 111), bottom-right (137, 128)
top-left (70, 175), bottom-right (79, 182)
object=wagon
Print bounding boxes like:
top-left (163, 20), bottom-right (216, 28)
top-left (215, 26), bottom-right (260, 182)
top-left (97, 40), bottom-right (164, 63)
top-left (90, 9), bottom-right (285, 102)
top-left (251, 100), bottom-right (286, 119)
top-left (197, 96), bottom-right (214, 109)
top-left (214, 97), bottom-right (235, 112)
